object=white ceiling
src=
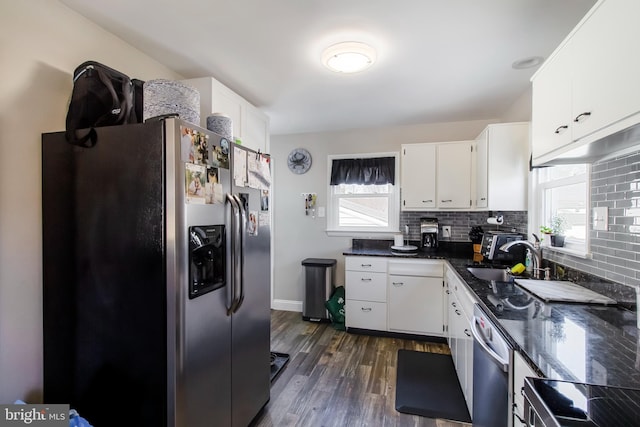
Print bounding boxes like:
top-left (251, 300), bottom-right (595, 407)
top-left (60, 0), bottom-right (596, 136)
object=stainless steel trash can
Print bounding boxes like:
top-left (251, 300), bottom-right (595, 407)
top-left (301, 258), bottom-right (336, 322)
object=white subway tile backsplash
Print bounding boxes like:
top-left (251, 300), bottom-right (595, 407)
top-left (399, 210), bottom-right (528, 242)
top-left (547, 147), bottom-right (640, 289)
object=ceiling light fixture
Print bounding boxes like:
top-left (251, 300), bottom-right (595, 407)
top-left (321, 41), bottom-right (377, 74)
top-left (511, 56), bottom-right (544, 70)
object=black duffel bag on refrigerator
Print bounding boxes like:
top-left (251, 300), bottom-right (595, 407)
top-left (65, 61), bottom-right (142, 147)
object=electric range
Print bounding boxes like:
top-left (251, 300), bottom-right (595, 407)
top-left (523, 377), bottom-right (640, 426)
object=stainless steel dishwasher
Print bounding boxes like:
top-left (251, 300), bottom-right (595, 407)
top-left (471, 303), bottom-right (513, 427)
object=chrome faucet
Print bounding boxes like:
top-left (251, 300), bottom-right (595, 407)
top-left (499, 239), bottom-right (547, 279)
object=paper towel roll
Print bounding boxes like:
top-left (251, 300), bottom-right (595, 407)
top-left (394, 234), bottom-right (404, 246)
top-left (487, 216), bottom-right (504, 225)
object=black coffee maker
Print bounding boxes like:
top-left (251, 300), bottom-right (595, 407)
top-left (420, 217), bottom-right (438, 248)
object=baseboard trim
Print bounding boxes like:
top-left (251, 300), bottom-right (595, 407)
top-left (271, 299), bottom-right (302, 312)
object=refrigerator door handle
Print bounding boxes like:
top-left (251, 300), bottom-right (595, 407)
top-left (232, 194), bottom-right (246, 313)
top-left (226, 193), bottom-right (240, 315)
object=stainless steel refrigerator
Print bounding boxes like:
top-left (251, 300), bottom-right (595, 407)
top-left (42, 117), bottom-right (271, 427)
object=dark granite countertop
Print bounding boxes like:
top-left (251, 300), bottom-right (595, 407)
top-left (344, 241), bottom-right (640, 389)
top-left (343, 239), bottom-right (470, 259)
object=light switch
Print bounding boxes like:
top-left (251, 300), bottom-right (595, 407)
top-left (318, 207), bottom-right (325, 218)
top-left (591, 359), bottom-right (608, 384)
top-left (593, 207), bottom-right (608, 231)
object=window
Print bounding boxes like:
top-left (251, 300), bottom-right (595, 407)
top-left (327, 153), bottom-right (399, 234)
top-left (535, 164), bottom-right (590, 253)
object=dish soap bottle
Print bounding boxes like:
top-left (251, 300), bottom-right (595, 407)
top-left (525, 249), bottom-right (532, 273)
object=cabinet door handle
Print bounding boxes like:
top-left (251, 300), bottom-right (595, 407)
top-left (441, 199), bottom-right (452, 203)
top-left (464, 329), bottom-right (471, 337)
top-left (480, 197), bottom-right (486, 201)
top-left (512, 403), bottom-right (526, 425)
top-left (554, 124), bottom-right (569, 134)
top-left (455, 309), bottom-right (461, 316)
top-left (451, 302), bottom-right (457, 308)
top-left (361, 307), bottom-right (372, 312)
top-left (445, 290), bottom-right (451, 294)
top-left (361, 264), bottom-right (372, 267)
top-left (360, 277), bottom-right (372, 282)
top-left (392, 282), bottom-right (404, 286)
top-left (422, 199), bottom-right (433, 203)
top-left (574, 111), bottom-right (592, 123)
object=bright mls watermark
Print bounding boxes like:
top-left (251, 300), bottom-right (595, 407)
top-left (0, 405), bottom-right (69, 426)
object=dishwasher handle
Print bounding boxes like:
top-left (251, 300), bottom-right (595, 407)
top-left (471, 315), bottom-right (509, 372)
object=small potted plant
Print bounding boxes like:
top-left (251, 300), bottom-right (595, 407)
top-left (542, 216), bottom-right (567, 247)
top-left (539, 225), bottom-right (553, 246)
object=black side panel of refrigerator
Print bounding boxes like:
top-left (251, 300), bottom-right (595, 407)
top-left (42, 122), bottom-right (167, 426)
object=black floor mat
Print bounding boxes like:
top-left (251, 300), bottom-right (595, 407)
top-left (395, 349), bottom-right (471, 423)
top-left (270, 352), bottom-right (289, 383)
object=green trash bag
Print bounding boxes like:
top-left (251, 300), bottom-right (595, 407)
top-left (325, 286), bottom-right (346, 331)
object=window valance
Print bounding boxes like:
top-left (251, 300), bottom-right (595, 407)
top-left (330, 157), bottom-right (395, 186)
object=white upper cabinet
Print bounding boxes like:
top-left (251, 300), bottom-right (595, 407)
top-left (474, 130), bottom-right (489, 209)
top-left (531, 50), bottom-right (572, 161)
top-left (437, 141), bottom-right (472, 209)
top-left (531, 0), bottom-right (640, 165)
top-left (182, 77), bottom-right (270, 153)
top-left (570, 0), bottom-right (640, 141)
top-left (208, 82), bottom-right (243, 140)
top-left (474, 123), bottom-right (530, 211)
top-left (401, 144), bottom-right (436, 210)
top-left (243, 105), bottom-right (271, 154)
top-left (401, 141), bottom-right (472, 211)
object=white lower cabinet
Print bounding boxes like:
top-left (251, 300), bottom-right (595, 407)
top-left (345, 271), bottom-right (386, 302)
top-left (345, 257), bottom-right (444, 335)
top-left (345, 257), bottom-right (388, 331)
top-left (445, 264), bottom-right (477, 414)
top-left (512, 351), bottom-right (540, 426)
top-left (388, 260), bottom-right (444, 336)
top-left (448, 296), bottom-right (465, 384)
top-left (344, 269), bottom-right (387, 330)
top-left (345, 300), bottom-right (387, 331)
top-left (388, 274), bottom-right (444, 335)
top-left (462, 322), bottom-right (473, 413)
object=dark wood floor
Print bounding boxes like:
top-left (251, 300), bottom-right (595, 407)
top-left (252, 310), bottom-right (471, 427)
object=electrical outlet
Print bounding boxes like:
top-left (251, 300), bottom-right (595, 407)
top-left (442, 226), bottom-right (451, 238)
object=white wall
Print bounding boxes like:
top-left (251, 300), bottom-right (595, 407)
top-left (0, 1), bottom-right (182, 403)
top-left (270, 119), bottom-right (497, 311)
top-left (501, 87), bottom-right (533, 122)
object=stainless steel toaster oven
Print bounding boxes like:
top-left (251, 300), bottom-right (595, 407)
top-left (480, 231), bottom-right (524, 262)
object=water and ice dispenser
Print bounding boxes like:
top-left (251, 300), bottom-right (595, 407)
top-left (188, 225), bottom-right (225, 299)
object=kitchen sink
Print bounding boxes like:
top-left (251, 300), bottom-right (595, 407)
top-left (466, 267), bottom-right (514, 282)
